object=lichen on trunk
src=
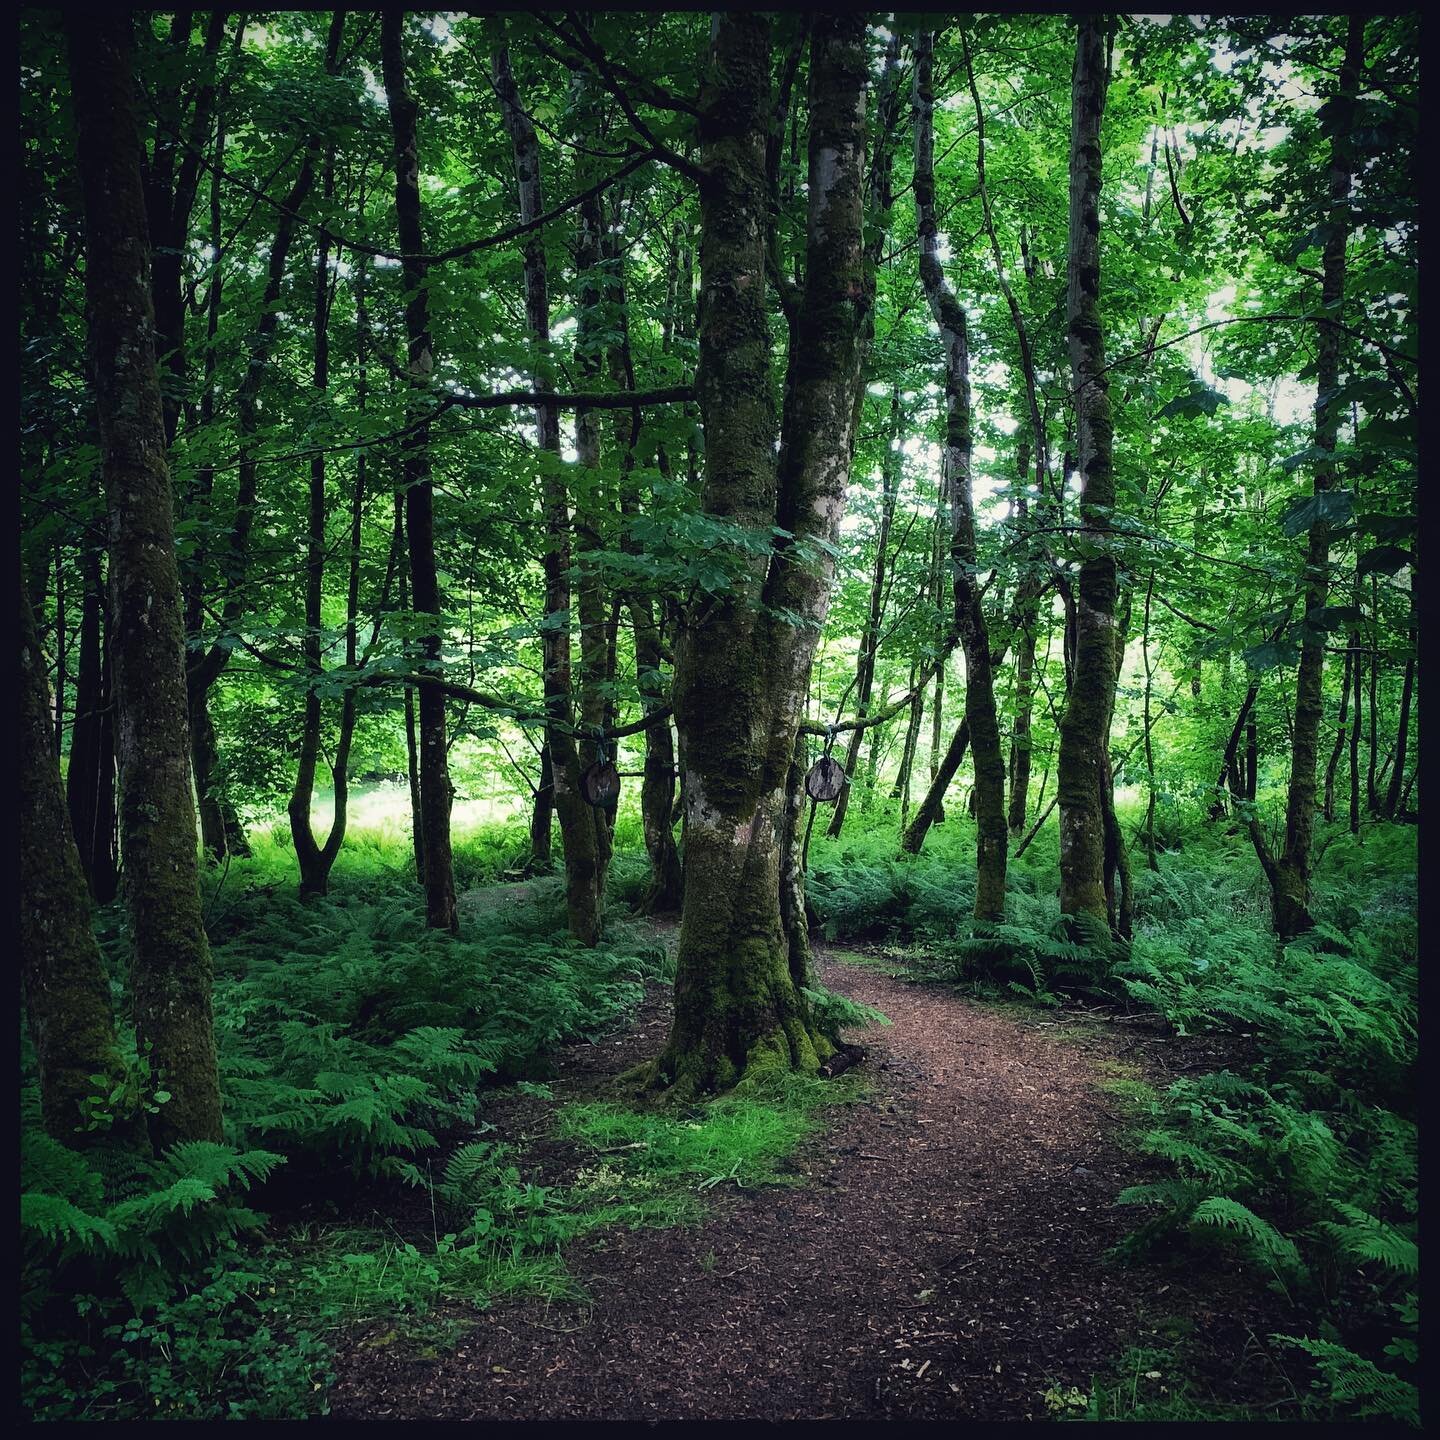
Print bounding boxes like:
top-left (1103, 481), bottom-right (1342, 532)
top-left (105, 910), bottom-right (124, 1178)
top-left (653, 14), bottom-right (870, 1097)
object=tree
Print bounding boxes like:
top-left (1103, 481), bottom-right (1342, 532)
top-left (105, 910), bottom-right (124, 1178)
top-left (913, 27), bottom-right (1008, 922)
top-left (1245, 16), bottom-right (1366, 939)
top-left (66, 10), bottom-right (223, 1147)
top-left (652, 14), bottom-right (869, 1098)
top-left (382, 11), bottom-right (458, 934)
top-left (1055, 13), bottom-right (1122, 937)
top-left (21, 586), bottom-right (126, 1147)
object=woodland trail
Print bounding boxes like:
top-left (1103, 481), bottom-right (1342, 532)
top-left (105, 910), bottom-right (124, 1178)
top-left (329, 942), bottom-right (1270, 1421)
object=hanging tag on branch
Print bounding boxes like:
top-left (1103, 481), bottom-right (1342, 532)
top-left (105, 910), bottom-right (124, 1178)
top-left (580, 759), bottom-right (621, 809)
top-left (805, 755), bottom-right (846, 803)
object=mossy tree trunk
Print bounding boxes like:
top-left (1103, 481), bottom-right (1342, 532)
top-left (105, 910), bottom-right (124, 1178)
top-left (1246, 15), bottom-right (1365, 940)
top-left (1007, 441), bottom-right (1039, 838)
top-left (492, 32), bottom-right (602, 943)
top-left (654, 14), bottom-right (869, 1099)
top-left (1056, 14), bottom-right (1121, 936)
top-left (21, 586), bottom-right (127, 1147)
top-left (67, 11), bottom-right (223, 1148)
top-left (383, 12), bottom-right (458, 934)
top-left (573, 119), bottom-right (617, 898)
top-left (914, 29), bottom-right (1007, 921)
top-left (288, 13), bottom-right (355, 901)
top-left (66, 538), bottom-right (118, 904)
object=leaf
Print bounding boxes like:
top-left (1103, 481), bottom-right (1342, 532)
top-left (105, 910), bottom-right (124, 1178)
top-left (1279, 446), bottom-right (1328, 473)
top-left (1356, 545), bottom-right (1413, 577)
top-left (1354, 512), bottom-right (1415, 543)
top-left (1280, 490), bottom-right (1353, 538)
top-left (1243, 638), bottom-right (1298, 671)
top-left (1157, 381), bottom-right (1230, 420)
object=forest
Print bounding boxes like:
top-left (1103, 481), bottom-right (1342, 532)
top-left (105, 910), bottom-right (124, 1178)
top-left (20, 7), bottom-right (1418, 1424)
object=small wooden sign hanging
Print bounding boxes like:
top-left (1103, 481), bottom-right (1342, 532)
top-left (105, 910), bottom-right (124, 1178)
top-left (580, 759), bottom-right (621, 810)
top-left (805, 755), bottom-right (846, 803)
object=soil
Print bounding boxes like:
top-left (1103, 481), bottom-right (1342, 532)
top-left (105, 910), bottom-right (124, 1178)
top-left (327, 936), bottom-right (1291, 1422)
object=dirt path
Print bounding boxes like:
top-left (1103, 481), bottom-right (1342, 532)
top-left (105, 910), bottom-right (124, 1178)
top-left (329, 947), bottom-right (1272, 1421)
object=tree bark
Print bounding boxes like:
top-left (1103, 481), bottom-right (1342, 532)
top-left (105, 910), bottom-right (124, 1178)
top-left (1381, 589), bottom-right (1415, 820)
top-left (68, 11), bottom-right (223, 1147)
top-left (1007, 441), bottom-right (1039, 837)
top-left (383, 12), bottom-right (458, 934)
top-left (1247, 15), bottom-right (1365, 938)
top-left (66, 540), bottom-right (118, 904)
top-left (1323, 642), bottom-right (1353, 820)
top-left (184, 38), bottom-right (329, 861)
top-left (492, 31), bottom-right (602, 942)
top-left (22, 585), bottom-right (127, 1147)
top-left (288, 30), bottom-right (354, 900)
top-left (828, 387), bottom-right (901, 839)
top-left (654, 15), bottom-right (868, 1098)
top-left (915, 29), bottom-right (1006, 920)
top-left (1057, 15), bottom-right (1121, 936)
top-left (901, 718), bottom-right (970, 854)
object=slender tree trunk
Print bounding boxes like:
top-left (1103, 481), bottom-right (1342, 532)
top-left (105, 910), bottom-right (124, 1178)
top-left (915, 29), bottom-right (1007, 919)
top-left (901, 718), bottom-right (970, 854)
top-left (1366, 574), bottom-right (1380, 814)
top-left (1381, 591), bottom-right (1415, 820)
top-left (530, 743), bottom-right (555, 872)
top-left (1141, 575), bottom-right (1159, 870)
top-left (654, 15), bottom-right (868, 1097)
top-left (1323, 643), bottom-right (1353, 820)
top-left (1057, 16), bottom-right (1122, 937)
top-left (22, 585), bottom-right (127, 1147)
top-left (52, 542), bottom-right (67, 756)
top-left (66, 542), bottom-right (118, 903)
top-left (492, 32), bottom-right (601, 942)
top-left (185, 30), bottom-right (326, 860)
top-left (930, 665), bottom-right (947, 825)
top-left (829, 387), bottom-right (901, 839)
top-left (573, 128), bottom-right (615, 896)
top-left (68, 11), bottom-right (223, 1147)
top-left (1008, 442), bottom-right (1039, 838)
top-left (1248, 16), bottom-right (1365, 938)
top-left (288, 48), bottom-right (350, 899)
top-left (893, 657), bottom-right (925, 815)
top-left (383, 12), bottom-right (458, 934)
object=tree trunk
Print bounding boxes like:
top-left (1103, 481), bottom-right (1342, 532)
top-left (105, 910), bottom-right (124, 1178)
top-left (68, 11), bottom-right (223, 1147)
top-left (1248, 16), bottom-right (1365, 939)
top-left (66, 541), bottom-right (118, 903)
top-left (1366, 574), bottom-right (1380, 814)
top-left (573, 127), bottom-right (616, 898)
top-left (654, 15), bottom-right (868, 1098)
top-left (915, 28), bottom-right (1007, 920)
top-left (1007, 442), bottom-right (1039, 838)
top-left (901, 718), bottom-right (970, 854)
top-left (22, 585), bottom-right (127, 1147)
top-left (1323, 642), bottom-right (1353, 820)
top-left (530, 743), bottom-right (555, 872)
top-left (1057, 15), bottom-right (1121, 936)
top-left (492, 32), bottom-right (602, 942)
top-left (184, 25), bottom-right (326, 862)
top-left (288, 37), bottom-right (352, 900)
top-left (829, 387), bottom-right (901, 839)
top-left (1381, 589), bottom-right (1415, 820)
top-left (383, 12), bottom-right (458, 934)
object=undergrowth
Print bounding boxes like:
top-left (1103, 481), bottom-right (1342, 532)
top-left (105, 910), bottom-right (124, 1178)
top-left (22, 820), bottom-right (869, 1421)
top-left (808, 808), bottom-right (1418, 1426)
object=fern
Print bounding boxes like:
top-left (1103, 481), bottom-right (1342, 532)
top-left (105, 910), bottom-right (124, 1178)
top-left (1275, 1336), bottom-right (1419, 1425)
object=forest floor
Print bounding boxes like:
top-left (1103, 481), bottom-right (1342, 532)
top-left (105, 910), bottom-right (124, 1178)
top-left (327, 921), bottom-right (1289, 1422)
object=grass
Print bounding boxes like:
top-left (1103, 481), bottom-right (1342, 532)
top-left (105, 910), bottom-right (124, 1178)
top-left (556, 1072), bottom-right (864, 1193)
